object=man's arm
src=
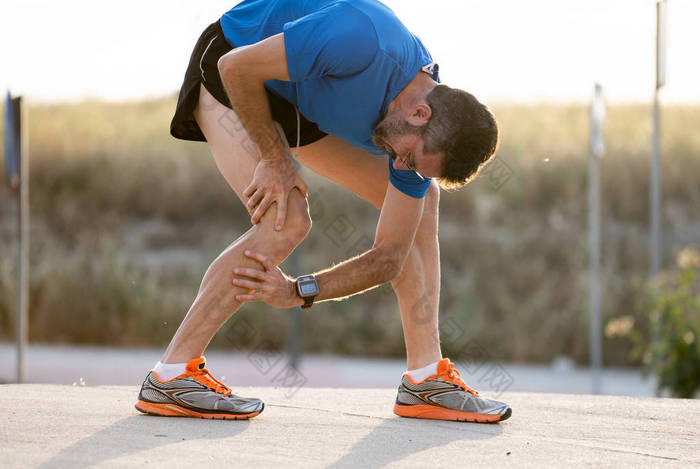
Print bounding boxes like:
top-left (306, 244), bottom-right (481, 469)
top-left (233, 182), bottom-right (425, 305)
top-left (217, 33), bottom-right (289, 160)
top-left (313, 184), bottom-right (425, 301)
top-left (217, 33), bottom-right (307, 230)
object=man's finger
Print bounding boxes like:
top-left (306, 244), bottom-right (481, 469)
top-left (233, 266), bottom-right (267, 280)
top-left (251, 194), bottom-right (273, 225)
top-left (246, 189), bottom-right (264, 211)
top-left (235, 293), bottom-right (259, 302)
top-left (243, 250), bottom-right (273, 271)
top-left (274, 195), bottom-right (288, 231)
top-left (232, 277), bottom-right (262, 290)
top-left (243, 182), bottom-right (256, 198)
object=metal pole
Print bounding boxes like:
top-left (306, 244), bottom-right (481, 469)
top-left (589, 83), bottom-right (605, 394)
top-left (287, 303), bottom-right (302, 370)
top-left (285, 178), bottom-right (303, 371)
top-left (285, 252), bottom-right (302, 370)
top-left (650, 0), bottom-right (666, 397)
top-left (650, 94), bottom-right (661, 277)
top-left (18, 97), bottom-right (29, 383)
top-left (651, 0), bottom-right (666, 278)
top-left (6, 94), bottom-right (29, 384)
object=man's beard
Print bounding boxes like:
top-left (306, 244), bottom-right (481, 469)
top-left (371, 112), bottom-right (423, 153)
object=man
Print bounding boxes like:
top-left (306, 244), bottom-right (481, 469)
top-left (135, 0), bottom-right (511, 423)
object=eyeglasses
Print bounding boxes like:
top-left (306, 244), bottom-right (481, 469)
top-left (389, 134), bottom-right (425, 180)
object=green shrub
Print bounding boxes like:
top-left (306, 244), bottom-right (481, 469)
top-left (633, 248), bottom-right (700, 398)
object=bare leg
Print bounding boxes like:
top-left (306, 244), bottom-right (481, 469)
top-left (391, 182), bottom-right (442, 370)
top-left (296, 137), bottom-right (442, 371)
top-left (161, 86), bottom-right (311, 363)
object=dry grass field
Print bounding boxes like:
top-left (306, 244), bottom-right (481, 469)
top-left (1, 96), bottom-right (698, 365)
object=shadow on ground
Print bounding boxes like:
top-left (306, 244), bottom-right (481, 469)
top-left (38, 415), bottom-right (250, 469)
top-left (327, 416), bottom-right (505, 468)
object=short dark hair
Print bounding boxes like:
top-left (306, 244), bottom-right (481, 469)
top-left (422, 85), bottom-right (499, 189)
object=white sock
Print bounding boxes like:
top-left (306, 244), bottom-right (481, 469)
top-left (405, 360), bottom-right (439, 383)
top-left (153, 361), bottom-right (187, 381)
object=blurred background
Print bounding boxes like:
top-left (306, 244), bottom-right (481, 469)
top-left (1, 0), bottom-right (698, 398)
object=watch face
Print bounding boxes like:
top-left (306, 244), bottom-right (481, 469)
top-left (299, 281), bottom-right (317, 296)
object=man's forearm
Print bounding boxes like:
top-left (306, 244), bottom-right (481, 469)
top-left (218, 60), bottom-right (288, 162)
top-left (313, 248), bottom-right (400, 302)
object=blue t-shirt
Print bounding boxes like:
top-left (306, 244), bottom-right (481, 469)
top-left (220, 0), bottom-right (438, 198)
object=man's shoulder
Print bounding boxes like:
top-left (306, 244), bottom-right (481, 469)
top-left (284, 1), bottom-right (379, 78)
top-left (316, 1), bottom-right (379, 41)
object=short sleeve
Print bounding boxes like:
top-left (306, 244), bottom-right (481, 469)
top-left (388, 156), bottom-right (432, 199)
top-left (283, 3), bottom-right (378, 82)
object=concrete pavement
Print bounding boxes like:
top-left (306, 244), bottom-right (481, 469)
top-left (1, 385), bottom-right (698, 468)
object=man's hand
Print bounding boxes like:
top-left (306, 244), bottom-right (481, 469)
top-left (243, 156), bottom-right (308, 231)
top-left (233, 250), bottom-right (305, 308)
top-left (217, 33), bottom-right (304, 231)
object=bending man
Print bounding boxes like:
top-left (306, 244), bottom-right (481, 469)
top-left (135, 0), bottom-right (510, 423)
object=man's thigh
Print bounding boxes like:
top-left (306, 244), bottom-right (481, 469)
top-left (194, 84), bottom-right (263, 201)
top-left (195, 84), bottom-right (389, 211)
top-left (194, 84), bottom-right (299, 205)
top-left (297, 135), bottom-right (389, 210)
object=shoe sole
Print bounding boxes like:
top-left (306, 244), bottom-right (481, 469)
top-left (135, 400), bottom-right (263, 420)
top-left (393, 403), bottom-right (511, 423)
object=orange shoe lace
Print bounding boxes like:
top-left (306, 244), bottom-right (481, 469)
top-left (188, 367), bottom-right (232, 397)
top-left (438, 360), bottom-right (479, 397)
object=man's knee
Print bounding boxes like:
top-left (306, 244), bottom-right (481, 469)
top-left (283, 188), bottom-right (312, 244)
top-left (251, 187), bottom-right (310, 255)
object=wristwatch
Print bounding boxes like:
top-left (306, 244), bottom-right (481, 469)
top-left (295, 274), bottom-right (319, 309)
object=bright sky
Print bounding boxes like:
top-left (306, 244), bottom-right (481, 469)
top-left (1, 0), bottom-right (698, 104)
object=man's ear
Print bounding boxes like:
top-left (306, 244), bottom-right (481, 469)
top-left (407, 103), bottom-right (432, 126)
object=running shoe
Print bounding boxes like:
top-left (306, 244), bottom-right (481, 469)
top-left (135, 356), bottom-right (264, 420)
top-left (393, 358), bottom-right (511, 423)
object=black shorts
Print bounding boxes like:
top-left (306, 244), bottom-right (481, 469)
top-left (170, 20), bottom-right (327, 147)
